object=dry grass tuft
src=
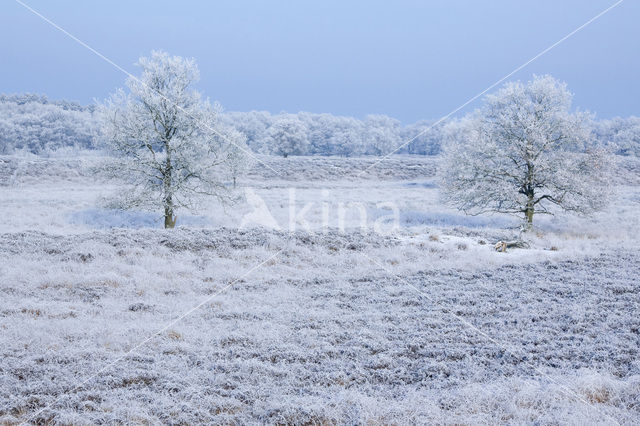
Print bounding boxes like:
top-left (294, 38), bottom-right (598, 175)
top-left (20, 308), bottom-right (42, 317)
top-left (166, 330), bottom-right (182, 340)
top-left (582, 386), bottom-right (611, 404)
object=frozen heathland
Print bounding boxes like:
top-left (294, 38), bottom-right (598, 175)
top-left (0, 153), bottom-right (639, 424)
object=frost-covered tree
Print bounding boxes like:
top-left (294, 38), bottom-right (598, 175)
top-left (364, 115), bottom-right (402, 156)
top-left (99, 51), bottom-right (241, 228)
top-left (307, 114), bottom-right (365, 156)
top-left (441, 75), bottom-right (611, 229)
top-left (268, 116), bottom-right (309, 157)
top-left (613, 117), bottom-right (640, 156)
top-left (403, 120), bottom-right (445, 155)
top-left (596, 116), bottom-right (640, 156)
top-left (221, 110), bottom-right (273, 154)
top-left (224, 127), bottom-right (253, 188)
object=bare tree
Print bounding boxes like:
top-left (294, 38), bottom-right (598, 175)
top-left (441, 75), bottom-right (611, 229)
top-left (99, 51), bottom-right (242, 228)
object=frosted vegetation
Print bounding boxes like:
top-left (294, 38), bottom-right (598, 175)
top-left (0, 94), bottom-right (97, 155)
top-left (98, 51), bottom-right (247, 229)
top-left (0, 97), bottom-right (638, 159)
top-left (1, 152), bottom-right (640, 423)
top-left (441, 75), bottom-right (611, 228)
top-left (1, 52), bottom-right (639, 423)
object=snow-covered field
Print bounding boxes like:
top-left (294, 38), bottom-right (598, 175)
top-left (1, 154), bottom-right (639, 424)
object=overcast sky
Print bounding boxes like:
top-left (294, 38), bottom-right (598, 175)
top-left (2, 0), bottom-right (638, 122)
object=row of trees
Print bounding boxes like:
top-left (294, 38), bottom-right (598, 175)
top-left (0, 93), bottom-right (443, 157)
top-left (0, 94), bottom-right (97, 154)
top-left (220, 111), bottom-right (445, 157)
top-left (1, 93), bottom-right (638, 159)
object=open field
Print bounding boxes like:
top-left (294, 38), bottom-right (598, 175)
top-left (1, 155), bottom-right (639, 424)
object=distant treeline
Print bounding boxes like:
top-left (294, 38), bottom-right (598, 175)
top-left (0, 94), bottom-right (97, 154)
top-left (1, 93), bottom-right (638, 156)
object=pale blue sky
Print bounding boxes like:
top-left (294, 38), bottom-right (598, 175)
top-left (2, 0), bottom-right (638, 122)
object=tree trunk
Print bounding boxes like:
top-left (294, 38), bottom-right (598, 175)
top-left (524, 200), bottom-right (534, 230)
top-left (163, 145), bottom-right (176, 229)
top-left (162, 142), bottom-right (177, 229)
top-left (164, 207), bottom-right (177, 228)
top-left (523, 163), bottom-right (535, 231)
